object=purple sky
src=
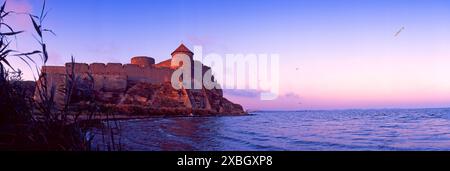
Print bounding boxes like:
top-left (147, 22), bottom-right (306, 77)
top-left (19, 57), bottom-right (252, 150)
top-left (6, 0), bottom-right (450, 110)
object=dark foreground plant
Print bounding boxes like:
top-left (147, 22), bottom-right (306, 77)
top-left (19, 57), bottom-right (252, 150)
top-left (0, 0), bottom-right (121, 151)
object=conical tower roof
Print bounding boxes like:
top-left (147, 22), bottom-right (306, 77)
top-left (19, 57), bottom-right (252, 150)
top-left (171, 43), bottom-right (194, 57)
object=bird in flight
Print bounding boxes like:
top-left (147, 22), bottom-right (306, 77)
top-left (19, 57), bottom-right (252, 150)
top-left (395, 27), bottom-right (405, 37)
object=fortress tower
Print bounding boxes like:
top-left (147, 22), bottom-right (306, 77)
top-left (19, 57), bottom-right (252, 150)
top-left (131, 56), bottom-right (155, 68)
top-left (170, 44), bottom-right (194, 68)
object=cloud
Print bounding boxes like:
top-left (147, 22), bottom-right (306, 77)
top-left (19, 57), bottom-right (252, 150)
top-left (186, 35), bottom-right (214, 46)
top-left (223, 90), bottom-right (306, 110)
top-left (223, 89), bottom-right (262, 98)
top-left (283, 92), bottom-right (301, 99)
top-left (85, 43), bottom-right (121, 55)
top-left (224, 89), bottom-right (302, 100)
top-left (4, 0), bottom-right (33, 30)
top-left (47, 50), bottom-right (64, 65)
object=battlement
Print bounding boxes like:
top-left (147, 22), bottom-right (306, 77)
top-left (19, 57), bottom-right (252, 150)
top-left (41, 66), bottom-right (66, 74)
top-left (41, 56), bottom-right (174, 86)
top-left (65, 63), bottom-right (89, 73)
top-left (105, 63), bottom-right (125, 75)
top-left (89, 63), bottom-right (106, 74)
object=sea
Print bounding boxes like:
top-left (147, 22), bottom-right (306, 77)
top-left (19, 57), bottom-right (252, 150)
top-left (91, 108), bottom-right (450, 151)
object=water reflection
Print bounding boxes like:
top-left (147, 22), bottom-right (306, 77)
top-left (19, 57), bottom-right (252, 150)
top-left (92, 108), bottom-right (450, 151)
top-left (94, 117), bottom-right (225, 151)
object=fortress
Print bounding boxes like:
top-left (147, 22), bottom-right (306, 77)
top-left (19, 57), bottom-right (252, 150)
top-left (36, 44), bottom-right (245, 116)
top-left (41, 44), bottom-right (190, 92)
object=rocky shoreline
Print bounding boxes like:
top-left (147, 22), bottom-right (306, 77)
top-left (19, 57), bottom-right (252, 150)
top-left (24, 81), bottom-right (247, 119)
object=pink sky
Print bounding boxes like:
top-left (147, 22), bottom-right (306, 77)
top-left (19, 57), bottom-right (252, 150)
top-left (6, 0), bottom-right (450, 110)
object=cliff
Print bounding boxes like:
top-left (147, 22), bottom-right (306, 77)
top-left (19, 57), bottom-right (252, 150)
top-left (99, 82), bottom-right (245, 116)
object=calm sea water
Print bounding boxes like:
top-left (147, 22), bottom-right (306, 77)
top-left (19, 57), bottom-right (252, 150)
top-left (91, 108), bottom-right (450, 151)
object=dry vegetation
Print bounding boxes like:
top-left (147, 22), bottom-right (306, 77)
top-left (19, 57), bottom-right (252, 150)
top-left (0, 0), bottom-right (120, 151)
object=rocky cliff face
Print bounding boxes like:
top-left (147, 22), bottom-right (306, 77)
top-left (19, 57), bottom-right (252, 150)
top-left (71, 81), bottom-right (246, 116)
top-left (109, 82), bottom-right (246, 116)
top-left (35, 76), bottom-right (246, 116)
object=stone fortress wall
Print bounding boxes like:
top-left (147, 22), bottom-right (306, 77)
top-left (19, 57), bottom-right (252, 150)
top-left (41, 56), bottom-right (174, 93)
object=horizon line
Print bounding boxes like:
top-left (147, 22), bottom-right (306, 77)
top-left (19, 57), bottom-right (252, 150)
top-left (249, 106), bottom-right (450, 112)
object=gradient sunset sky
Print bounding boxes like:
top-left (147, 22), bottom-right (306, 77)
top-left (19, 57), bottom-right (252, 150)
top-left (7, 0), bottom-right (450, 110)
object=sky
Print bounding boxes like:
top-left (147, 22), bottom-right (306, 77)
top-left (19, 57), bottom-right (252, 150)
top-left (5, 0), bottom-right (450, 110)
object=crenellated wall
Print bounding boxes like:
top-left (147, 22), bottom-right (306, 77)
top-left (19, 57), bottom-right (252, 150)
top-left (124, 64), bottom-right (172, 84)
top-left (36, 60), bottom-right (175, 106)
top-left (41, 66), bottom-right (66, 74)
top-left (41, 60), bottom-right (175, 91)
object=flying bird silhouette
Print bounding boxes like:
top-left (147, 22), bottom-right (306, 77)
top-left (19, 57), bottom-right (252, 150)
top-left (395, 27), bottom-right (405, 37)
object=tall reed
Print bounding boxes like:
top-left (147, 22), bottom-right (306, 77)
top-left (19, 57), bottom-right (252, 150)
top-left (0, 0), bottom-right (121, 151)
